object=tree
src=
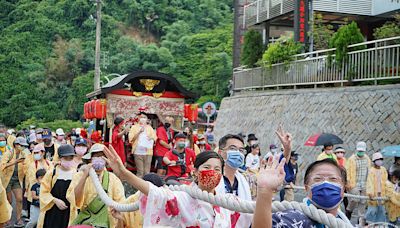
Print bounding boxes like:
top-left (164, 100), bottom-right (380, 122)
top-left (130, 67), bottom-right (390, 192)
top-left (241, 29), bottom-right (264, 67)
top-left (329, 22), bottom-right (365, 65)
top-left (165, 25), bottom-right (233, 103)
top-left (373, 14), bottom-right (400, 40)
top-left (66, 72), bottom-right (94, 120)
top-left (46, 36), bottom-right (84, 85)
top-left (310, 14), bottom-right (335, 50)
top-left (0, 0), bottom-right (235, 126)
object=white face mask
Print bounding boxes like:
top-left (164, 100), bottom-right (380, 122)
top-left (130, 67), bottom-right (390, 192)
top-left (33, 153), bottom-right (42, 161)
top-left (139, 118), bottom-right (147, 124)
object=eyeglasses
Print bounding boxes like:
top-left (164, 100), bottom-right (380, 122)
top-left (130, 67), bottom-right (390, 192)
top-left (309, 175), bottom-right (342, 184)
top-left (224, 145), bottom-right (247, 154)
top-left (251, 144), bottom-right (259, 149)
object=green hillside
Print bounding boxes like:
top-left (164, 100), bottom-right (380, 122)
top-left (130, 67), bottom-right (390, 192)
top-left (0, 0), bottom-right (234, 126)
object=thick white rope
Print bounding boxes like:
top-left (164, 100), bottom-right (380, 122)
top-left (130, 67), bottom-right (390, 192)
top-left (90, 169), bottom-right (353, 227)
top-left (89, 169), bottom-right (137, 212)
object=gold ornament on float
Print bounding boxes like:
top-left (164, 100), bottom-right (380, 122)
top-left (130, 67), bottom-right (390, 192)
top-left (140, 79), bottom-right (160, 91)
top-left (152, 92), bottom-right (163, 98)
top-left (132, 91), bottom-right (143, 97)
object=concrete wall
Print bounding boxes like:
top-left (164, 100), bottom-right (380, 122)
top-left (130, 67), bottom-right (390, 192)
top-left (214, 85), bottom-right (400, 181)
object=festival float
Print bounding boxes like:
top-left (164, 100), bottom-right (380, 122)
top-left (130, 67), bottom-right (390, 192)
top-left (84, 70), bottom-right (198, 169)
top-left (85, 70), bottom-right (198, 133)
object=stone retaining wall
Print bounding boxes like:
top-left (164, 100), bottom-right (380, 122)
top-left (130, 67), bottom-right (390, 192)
top-left (214, 85), bottom-right (400, 182)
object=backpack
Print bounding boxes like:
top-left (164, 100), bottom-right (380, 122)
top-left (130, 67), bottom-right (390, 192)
top-left (72, 170), bottom-right (110, 228)
top-left (172, 149), bottom-right (187, 176)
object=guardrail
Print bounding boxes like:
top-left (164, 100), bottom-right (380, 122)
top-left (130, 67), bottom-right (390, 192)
top-left (233, 36), bottom-right (400, 92)
top-left (243, 0), bottom-right (400, 27)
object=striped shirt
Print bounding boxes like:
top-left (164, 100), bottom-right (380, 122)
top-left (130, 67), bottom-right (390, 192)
top-left (356, 156), bottom-right (369, 189)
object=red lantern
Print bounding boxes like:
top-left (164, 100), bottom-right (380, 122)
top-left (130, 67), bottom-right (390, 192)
top-left (187, 104), bottom-right (198, 122)
top-left (88, 100), bottom-right (96, 119)
top-left (94, 99), bottom-right (107, 119)
top-left (184, 104), bottom-right (190, 118)
top-left (83, 103), bottom-right (87, 119)
top-left (84, 101), bottom-right (90, 119)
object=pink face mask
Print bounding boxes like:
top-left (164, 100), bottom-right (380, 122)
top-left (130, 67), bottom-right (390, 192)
top-left (75, 146), bottom-right (87, 156)
top-left (60, 160), bottom-right (75, 169)
top-left (336, 153), bottom-right (344, 158)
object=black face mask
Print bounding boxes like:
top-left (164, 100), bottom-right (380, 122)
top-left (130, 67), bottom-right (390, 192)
top-left (164, 123), bottom-right (171, 128)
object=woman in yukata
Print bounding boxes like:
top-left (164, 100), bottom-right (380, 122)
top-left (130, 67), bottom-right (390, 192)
top-left (105, 145), bottom-right (286, 228)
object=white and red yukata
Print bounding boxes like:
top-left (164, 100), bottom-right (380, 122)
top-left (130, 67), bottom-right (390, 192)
top-left (139, 183), bottom-right (240, 227)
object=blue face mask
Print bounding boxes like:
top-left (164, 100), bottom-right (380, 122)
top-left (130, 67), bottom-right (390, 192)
top-left (226, 150), bottom-right (244, 169)
top-left (0, 141), bottom-right (6, 147)
top-left (310, 181), bottom-right (343, 210)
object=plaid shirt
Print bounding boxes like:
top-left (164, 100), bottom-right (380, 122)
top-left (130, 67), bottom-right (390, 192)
top-left (355, 156), bottom-right (369, 189)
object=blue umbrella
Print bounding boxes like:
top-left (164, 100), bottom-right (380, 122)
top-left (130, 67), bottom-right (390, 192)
top-left (381, 145), bottom-right (400, 157)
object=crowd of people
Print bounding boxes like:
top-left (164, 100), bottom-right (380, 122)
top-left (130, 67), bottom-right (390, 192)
top-left (0, 113), bottom-right (399, 228)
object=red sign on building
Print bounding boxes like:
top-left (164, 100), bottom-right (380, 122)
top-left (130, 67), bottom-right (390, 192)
top-left (294, 0), bottom-right (309, 44)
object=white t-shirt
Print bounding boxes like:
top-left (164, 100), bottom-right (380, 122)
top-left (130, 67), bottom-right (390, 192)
top-left (245, 153), bottom-right (260, 170)
top-left (135, 132), bottom-right (154, 155)
top-left (57, 168), bottom-right (74, 180)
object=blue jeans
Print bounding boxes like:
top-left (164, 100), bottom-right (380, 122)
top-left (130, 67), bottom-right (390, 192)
top-left (25, 205), bottom-right (40, 228)
top-left (365, 205), bottom-right (387, 223)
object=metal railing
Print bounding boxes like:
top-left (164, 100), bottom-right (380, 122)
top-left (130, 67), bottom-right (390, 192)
top-left (233, 36), bottom-right (400, 92)
top-left (243, 0), bottom-right (400, 27)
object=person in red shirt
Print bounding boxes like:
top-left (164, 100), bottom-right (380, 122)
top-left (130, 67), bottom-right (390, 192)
top-left (197, 134), bottom-right (211, 153)
top-left (112, 117), bottom-right (128, 165)
top-left (155, 117), bottom-right (174, 175)
top-left (163, 133), bottom-right (196, 182)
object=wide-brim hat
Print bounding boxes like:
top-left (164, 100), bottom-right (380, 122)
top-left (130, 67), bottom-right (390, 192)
top-left (372, 152), bottom-right (383, 161)
top-left (82, 143), bottom-right (105, 159)
top-left (33, 144), bottom-right (45, 152)
top-left (14, 137), bottom-right (28, 146)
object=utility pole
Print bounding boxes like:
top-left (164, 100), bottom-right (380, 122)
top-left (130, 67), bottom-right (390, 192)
top-left (232, 0), bottom-right (242, 68)
top-left (94, 0), bottom-right (102, 90)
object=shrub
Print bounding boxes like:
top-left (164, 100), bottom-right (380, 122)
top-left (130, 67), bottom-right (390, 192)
top-left (310, 14), bottom-right (335, 50)
top-left (373, 14), bottom-right (400, 40)
top-left (241, 29), bottom-right (264, 67)
top-left (16, 117), bottom-right (83, 132)
top-left (329, 22), bottom-right (365, 65)
top-left (261, 37), bottom-right (302, 68)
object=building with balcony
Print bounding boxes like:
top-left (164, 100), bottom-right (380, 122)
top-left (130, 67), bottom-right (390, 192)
top-left (241, 0), bottom-right (400, 43)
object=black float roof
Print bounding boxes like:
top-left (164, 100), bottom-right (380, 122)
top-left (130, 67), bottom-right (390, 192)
top-left (86, 70), bottom-right (197, 99)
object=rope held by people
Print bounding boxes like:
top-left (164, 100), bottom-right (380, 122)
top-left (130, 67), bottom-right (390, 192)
top-left (89, 169), bottom-right (137, 212)
top-left (89, 168), bottom-right (352, 227)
